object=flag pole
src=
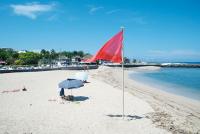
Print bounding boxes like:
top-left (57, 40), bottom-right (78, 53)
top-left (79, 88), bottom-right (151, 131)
top-left (121, 26), bottom-right (125, 119)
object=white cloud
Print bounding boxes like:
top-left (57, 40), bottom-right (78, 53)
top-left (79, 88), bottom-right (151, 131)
top-left (171, 50), bottom-right (200, 56)
top-left (131, 17), bottom-right (147, 24)
top-left (106, 9), bottom-right (120, 15)
top-left (120, 14), bottom-right (147, 25)
top-left (10, 2), bottom-right (56, 19)
top-left (88, 5), bottom-right (104, 15)
top-left (47, 14), bottom-right (58, 21)
top-left (148, 50), bottom-right (200, 57)
top-left (145, 49), bottom-right (200, 62)
top-left (148, 50), bottom-right (167, 55)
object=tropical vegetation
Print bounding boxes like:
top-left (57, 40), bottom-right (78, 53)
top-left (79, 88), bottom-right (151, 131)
top-left (0, 48), bottom-right (90, 65)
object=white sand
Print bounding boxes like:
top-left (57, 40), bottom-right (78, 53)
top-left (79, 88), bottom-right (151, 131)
top-left (92, 66), bottom-right (200, 133)
top-left (0, 69), bottom-right (170, 134)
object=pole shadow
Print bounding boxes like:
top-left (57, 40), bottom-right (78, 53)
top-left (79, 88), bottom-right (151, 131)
top-left (106, 114), bottom-right (143, 120)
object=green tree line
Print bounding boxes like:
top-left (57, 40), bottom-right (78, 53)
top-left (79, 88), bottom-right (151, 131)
top-left (0, 48), bottom-right (90, 65)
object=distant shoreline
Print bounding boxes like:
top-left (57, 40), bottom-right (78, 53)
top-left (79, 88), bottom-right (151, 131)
top-left (105, 63), bottom-right (200, 68)
top-left (0, 65), bottom-right (98, 73)
top-left (1, 63), bottom-right (200, 73)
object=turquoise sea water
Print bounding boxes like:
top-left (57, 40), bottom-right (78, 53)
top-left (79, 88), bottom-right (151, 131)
top-left (129, 68), bottom-right (200, 100)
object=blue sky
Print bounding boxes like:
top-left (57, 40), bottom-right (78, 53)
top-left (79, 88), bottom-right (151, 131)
top-left (0, 0), bottom-right (200, 62)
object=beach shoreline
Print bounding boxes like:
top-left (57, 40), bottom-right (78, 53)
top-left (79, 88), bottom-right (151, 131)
top-left (91, 66), bottom-right (200, 133)
top-left (129, 66), bottom-right (200, 101)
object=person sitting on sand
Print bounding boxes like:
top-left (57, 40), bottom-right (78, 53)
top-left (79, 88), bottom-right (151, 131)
top-left (60, 88), bottom-right (65, 99)
top-left (22, 86), bottom-right (27, 91)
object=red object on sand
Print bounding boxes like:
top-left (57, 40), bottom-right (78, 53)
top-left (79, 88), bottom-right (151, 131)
top-left (86, 30), bottom-right (123, 63)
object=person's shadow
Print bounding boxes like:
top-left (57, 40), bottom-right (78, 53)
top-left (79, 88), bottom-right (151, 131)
top-left (73, 96), bottom-right (89, 101)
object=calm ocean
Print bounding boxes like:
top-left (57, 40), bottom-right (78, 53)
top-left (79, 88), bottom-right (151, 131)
top-left (129, 67), bottom-right (200, 100)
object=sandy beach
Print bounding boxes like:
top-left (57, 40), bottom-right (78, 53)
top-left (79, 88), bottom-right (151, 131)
top-left (92, 66), bottom-right (200, 134)
top-left (0, 66), bottom-right (200, 134)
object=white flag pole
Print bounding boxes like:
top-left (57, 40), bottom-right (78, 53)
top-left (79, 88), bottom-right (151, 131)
top-left (121, 26), bottom-right (125, 119)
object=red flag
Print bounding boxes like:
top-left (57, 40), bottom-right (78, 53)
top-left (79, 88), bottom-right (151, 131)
top-left (87, 30), bottom-right (123, 63)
